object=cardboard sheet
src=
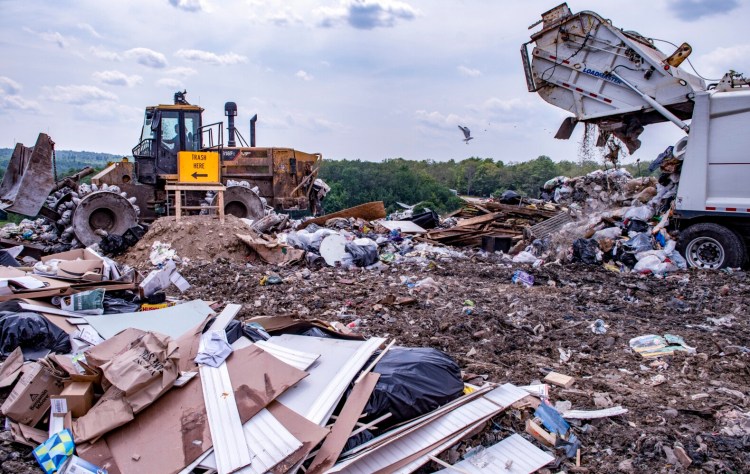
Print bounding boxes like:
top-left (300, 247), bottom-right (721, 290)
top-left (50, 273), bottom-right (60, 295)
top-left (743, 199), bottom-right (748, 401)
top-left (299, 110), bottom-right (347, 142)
top-left (0, 347), bottom-right (24, 388)
top-left (84, 300), bottom-right (214, 339)
top-left (94, 345), bottom-right (306, 474)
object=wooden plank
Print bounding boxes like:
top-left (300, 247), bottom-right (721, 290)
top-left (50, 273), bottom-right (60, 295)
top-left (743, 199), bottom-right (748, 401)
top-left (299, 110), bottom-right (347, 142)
top-left (305, 372), bottom-right (380, 474)
top-left (456, 212), bottom-right (504, 227)
top-left (525, 419), bottom-right (557, 447)
top-left (543, 371), bottom-right (575, 388)
top-left (299, 202), bottom-right (386, 230)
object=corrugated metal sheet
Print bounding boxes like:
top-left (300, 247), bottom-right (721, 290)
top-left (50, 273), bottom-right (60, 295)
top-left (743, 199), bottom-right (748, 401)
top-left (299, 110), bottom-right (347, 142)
top-left (272, 335), bottom-right (386, 426)
top-left (433, 434), bottom-right (554, 473)
top-left (331, 398), bottom-right (501, 473)
top-left (200, 408), bottom-right (302, 474)
top-left (199, 304), bottom-right (252, 474)
top-left (483, 383), bottom-right (530, 409)
top-left (254, 340), bottom-right (320, 371)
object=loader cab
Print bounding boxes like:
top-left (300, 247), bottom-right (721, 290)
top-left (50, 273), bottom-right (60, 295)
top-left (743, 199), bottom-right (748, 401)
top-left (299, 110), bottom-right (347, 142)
top-left (132, 104), bottom-right (203, 184)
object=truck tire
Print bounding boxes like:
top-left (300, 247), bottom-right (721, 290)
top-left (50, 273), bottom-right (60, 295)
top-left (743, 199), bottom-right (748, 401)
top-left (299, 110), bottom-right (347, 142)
top-left (678, 223), bottom-right (747, 269)
top-left (210, 185), bottom-right (264, 220)
top-left (72, 191), bottom-right (139, 246)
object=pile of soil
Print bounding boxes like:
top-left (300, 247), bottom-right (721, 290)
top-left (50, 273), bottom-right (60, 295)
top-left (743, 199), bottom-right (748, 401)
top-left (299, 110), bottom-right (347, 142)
top-left (119, 215), bottom-right (254, 269)
top-left (178, 255), bottom-right (750, 473)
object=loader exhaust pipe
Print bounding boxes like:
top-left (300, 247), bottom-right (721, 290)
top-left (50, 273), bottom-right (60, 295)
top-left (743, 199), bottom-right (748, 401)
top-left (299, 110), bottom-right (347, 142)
top-left (225, 102), bottom-right (237, 147)
top-left (250, 114), bottom-right (257, 147)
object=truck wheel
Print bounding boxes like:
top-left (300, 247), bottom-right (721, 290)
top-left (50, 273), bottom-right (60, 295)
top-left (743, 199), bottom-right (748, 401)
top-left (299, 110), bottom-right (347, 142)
top-left (678, 223), bottom-right (747, 269)
top-left (72, 191), bottom-right (139, 246)
top-left (210, 185), bottom-right (264, 220)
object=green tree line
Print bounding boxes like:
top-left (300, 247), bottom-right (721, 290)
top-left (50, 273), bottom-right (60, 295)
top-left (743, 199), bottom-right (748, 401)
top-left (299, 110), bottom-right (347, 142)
top-left (319, 156), bottom-right (653, 214)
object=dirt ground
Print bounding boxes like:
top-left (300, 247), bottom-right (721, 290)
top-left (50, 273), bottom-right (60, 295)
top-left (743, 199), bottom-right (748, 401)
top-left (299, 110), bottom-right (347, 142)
top-left (2, 245), bottom-right (748, 473)
top-left (178, 253), bottom-right (750, 473)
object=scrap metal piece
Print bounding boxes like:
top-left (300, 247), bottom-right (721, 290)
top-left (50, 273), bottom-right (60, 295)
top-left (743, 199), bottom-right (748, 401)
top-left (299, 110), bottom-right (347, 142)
top-left (0, 133), bottom-right (55, 216)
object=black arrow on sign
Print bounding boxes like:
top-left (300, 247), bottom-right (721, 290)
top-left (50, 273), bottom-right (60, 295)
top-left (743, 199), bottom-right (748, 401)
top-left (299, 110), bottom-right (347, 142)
top-left (192, 172), bottom-right (208, 179)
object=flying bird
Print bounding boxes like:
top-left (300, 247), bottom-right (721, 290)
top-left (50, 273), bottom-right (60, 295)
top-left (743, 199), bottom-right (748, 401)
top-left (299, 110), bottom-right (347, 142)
top-left (458, 125), bottom-right (473, 144)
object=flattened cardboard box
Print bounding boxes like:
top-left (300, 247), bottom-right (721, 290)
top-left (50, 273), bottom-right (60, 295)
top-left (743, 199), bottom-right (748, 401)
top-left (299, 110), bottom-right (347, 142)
top-left (41, 248), bottom-right (104, 281)
top-left (1, 361), bottom-right (65, 425)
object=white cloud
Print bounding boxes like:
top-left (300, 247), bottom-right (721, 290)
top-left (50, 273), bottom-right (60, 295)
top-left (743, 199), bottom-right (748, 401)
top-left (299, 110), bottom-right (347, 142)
top-left (0, 93), bottom-right (41, 113)
top-left (157, 78), bottom-right (185, 89)
top-left (458, 66), bottom-right (481, 78)
top-left (23, 27), bottom-right (69, 48)
top-left (0, 76), bottom-right (22, 95)
top-left (698, 44), bottom-right (750, 78)
top-left (296, 70), bottom-right (314, 81)
top-left (175, 49), bottom-right (247, 65)
top-left (77, 23), bottom-right (102, 39)
top-left (125, 48), bottom-right (168, 68)
top-left (73, 102), bottom-right (142, 122)
top-left (90, 46), bottom-right (122, 61)
top-left (317, 0), bottom-right (418, 29)
top-left (267, 10), bottom-right (303, 26)
top-left (168, 0), bottom-right (212, 12)
top-left (414, 109), bottom-right (466, 130)
top-left (166, 66), bottom-right (198, 76)
top-left (93, 70), bottom-right (143, 87)
top-left (43, 85), bottom-right (118, 105)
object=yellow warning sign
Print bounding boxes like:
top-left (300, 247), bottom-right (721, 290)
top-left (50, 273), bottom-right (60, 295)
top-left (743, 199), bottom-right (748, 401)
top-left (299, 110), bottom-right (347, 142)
top-left (178, 151), bottom-right (220, 183)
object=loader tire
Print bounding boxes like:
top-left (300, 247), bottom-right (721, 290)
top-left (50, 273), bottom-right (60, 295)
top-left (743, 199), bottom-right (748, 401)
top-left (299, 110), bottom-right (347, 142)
top-left (210, 185), bottom-right (264, 220)
top-left (72, 191), bottom-right (139, 246)
top-left (678, 223), bottom-right (747, 270)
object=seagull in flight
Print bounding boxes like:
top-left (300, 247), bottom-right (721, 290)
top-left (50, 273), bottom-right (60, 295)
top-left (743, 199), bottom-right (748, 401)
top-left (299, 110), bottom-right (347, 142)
top-left (458, 125), bottom-right (473, 144)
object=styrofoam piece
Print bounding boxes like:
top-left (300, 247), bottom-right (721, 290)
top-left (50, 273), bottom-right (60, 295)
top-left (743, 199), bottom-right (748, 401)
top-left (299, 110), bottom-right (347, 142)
top-left (562, 406), bottom-right (629, 419)
top-left (433, 434), bottom-right (554, 473)
top-left (377, 220), bottom-right (427, 234)
top-left (254, 340), bottom-right (320, 371)
top-left (272, 334), bottom-right (386, 426)
top-left (319, 234), bottom-right (348, 266)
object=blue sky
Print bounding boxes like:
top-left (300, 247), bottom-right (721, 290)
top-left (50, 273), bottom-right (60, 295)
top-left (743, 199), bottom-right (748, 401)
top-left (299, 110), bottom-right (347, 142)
top-left (1, 0), bottom-right (749, 165)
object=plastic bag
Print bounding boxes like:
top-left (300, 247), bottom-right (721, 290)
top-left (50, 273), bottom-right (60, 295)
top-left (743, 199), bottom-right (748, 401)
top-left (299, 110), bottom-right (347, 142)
top-left (345, 239), bottom-right (378, 267)
top-left (624, 206), bottom-right (654, 221)
top-left (572, 238), bottom-right (601, 265)
top-left (0, 310), bottom-right (72, 360)
top-left (512, 251), bottom-right (539, 264)
top-left (633, 254), bottom-right (663, 273)
top-left (360, 347), bottom-right (464, 430)
top-left (622, 233), bottom-right (653, 254)
top-left (60, 288), bottom-right (105, 315)
top-left (102, 293), bottom-right (142, 314)
top-left (626, 219), bottom-right (649, 234)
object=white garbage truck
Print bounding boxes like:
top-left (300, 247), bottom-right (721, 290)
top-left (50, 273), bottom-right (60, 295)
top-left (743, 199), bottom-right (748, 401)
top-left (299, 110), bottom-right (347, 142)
top-left (522, 3), bottom-right (750, 269)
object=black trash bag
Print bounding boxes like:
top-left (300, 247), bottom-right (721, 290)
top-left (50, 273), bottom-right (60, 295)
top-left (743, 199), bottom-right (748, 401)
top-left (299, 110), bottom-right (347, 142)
top-left (122, 225), bottom-right (146, 247)
top-left (531, 238), bottom-right (550, 257)
top-left (224, 320), bottom-right (272, 344)
top-left (409, 210), bottom-right (440, 230)
top-left (345, 242), bottom-right (378, 267)
top-left (103, 293), bottom-right (141, 314)
top-left (100, 234), bottom-right (128, 256)
top-left (572, 238), bottom-right (601, 265)
top-left (361, 347), bottom-right (464, 431)
top-left (626, 219), bottom-right (650, 234)
top-left (617, 251), bottom-right (638, 268)
top-left (498, 190), bottom-right (521, 204)
top-left (0, 311), bottom-right (71, 360)
top-left (343, 429), bottom-right (374, 452)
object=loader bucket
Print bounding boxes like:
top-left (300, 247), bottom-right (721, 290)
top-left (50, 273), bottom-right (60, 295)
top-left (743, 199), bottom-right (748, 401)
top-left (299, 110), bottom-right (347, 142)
top-left (0, 133), bottom-right (56, 217)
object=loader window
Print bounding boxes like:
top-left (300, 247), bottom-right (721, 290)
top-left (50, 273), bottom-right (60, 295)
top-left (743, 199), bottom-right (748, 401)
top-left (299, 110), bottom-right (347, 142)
top-left (184, 113), bottom-right (200, 151)
top-left (161, 114), bottom-right (181, 151)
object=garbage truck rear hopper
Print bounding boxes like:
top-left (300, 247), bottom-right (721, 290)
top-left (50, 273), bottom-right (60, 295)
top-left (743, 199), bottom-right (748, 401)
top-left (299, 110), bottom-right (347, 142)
top-left (523, 3), bottom-right (750, 269)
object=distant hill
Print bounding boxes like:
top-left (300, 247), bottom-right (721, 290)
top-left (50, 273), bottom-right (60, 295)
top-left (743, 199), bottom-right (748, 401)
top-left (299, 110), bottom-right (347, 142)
top-left (0, 148), bottom-right (122, 179)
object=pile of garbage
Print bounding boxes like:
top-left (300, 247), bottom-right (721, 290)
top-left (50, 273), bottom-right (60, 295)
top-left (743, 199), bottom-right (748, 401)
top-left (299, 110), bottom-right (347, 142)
top-left (511, 146), bottom-right (689, 275)
top-left (0, 266), bottom-right (572, 473)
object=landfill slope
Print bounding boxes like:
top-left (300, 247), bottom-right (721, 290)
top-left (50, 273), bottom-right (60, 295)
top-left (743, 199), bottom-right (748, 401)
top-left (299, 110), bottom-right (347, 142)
top-left (180, 257), bottom-right (750, 473)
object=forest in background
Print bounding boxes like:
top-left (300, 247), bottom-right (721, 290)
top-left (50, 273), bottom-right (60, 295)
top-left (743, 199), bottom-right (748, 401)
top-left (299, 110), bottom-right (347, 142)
top-left (318, 156), bottom-right (653, 214)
